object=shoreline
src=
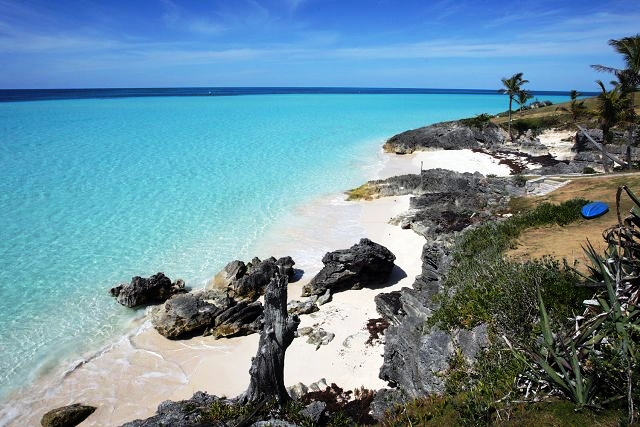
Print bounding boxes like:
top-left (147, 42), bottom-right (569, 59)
top-left (1, 146), bottom-right (520, 426)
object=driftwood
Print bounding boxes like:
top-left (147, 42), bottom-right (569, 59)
top-left (242, 272), bottom-right (300, 405)
top-left (577, 125), bottom-right (629, 169)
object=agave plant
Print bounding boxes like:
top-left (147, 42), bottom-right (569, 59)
top-left (520, 185), bottom-right (640, 423)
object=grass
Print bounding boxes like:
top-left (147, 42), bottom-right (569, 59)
top-left (346, 182), bottom-right (378, 200)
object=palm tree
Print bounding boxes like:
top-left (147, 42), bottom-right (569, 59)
top-left (592, 35), bottom-right (640, 148)
top-left (516, 89), bottom-right (533, 114)
top-left (500, 72), bottom-right (529, 139)
top-left (556, 89), bottom-right (587, 123)
top-left (592, 35), bottom-right (640, 97)
top-left (595, 80), bottom-right (629, 171)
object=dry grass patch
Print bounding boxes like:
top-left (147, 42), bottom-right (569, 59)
top-left (506, 173), bottom-right (640, 270)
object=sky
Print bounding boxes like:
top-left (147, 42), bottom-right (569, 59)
top-left (1, 0), bottom-right (639, 91)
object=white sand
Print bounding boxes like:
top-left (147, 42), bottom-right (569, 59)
top-left (537, 129), bottom-right (576, 161)
top-left (0, 148), bottom-right (511, 427)
top-left (377, 148), bottom-right (512, 179)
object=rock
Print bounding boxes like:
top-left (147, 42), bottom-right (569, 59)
top-left (206, 299), bottom-right (263, 338)
top-left (300, 401), bottom-right (327, 424)
top-left (206, 256), bottom-right (296, 301)
top-left (40, 403), bottom-right (96, 427)
top-left (150, 289), bottom-right (232, 339)
top-left (315, 289), bottom-right (332, 306)
top-left (301, 238), bottom-right (396, 297)
top-left (370, 388), bottom-right (408, 421)
top-left (308, 378), bottom-right (329, 392)
top-left (110, 272), bottom-right (186, 308)
top-left (120, 391), bottom-right (224, 427)
top-left (287, 299), bottom-right (319, 316)
top-left (383, 121), bottom-right (506, 154)
top-left (299, 327), bottom-right (335, 349)
top-left (288, 382), bottom-right (309, 400)
top-left (376, 241), bottom-right (488, 399)
top-left (208, 260), bottom-right (247, 289)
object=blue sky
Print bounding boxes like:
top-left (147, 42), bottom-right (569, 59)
top-left (1, 0), bottom-right (639, 90)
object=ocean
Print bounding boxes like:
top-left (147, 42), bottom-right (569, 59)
top-left (0, 88), bottom-right (570, 403)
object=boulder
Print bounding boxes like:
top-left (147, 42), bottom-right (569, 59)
top-left (301, 239), bottom-right (396, 297)
top-left (206, 256), bottom-right (296, 301)
top-left (121, 392), bottom-right (223, 427)
top-left (209, 260), bottom-right (247, 289)
top-left (110, 272), bottom-right (185, 308)
top-left (40, 403), bottom-right (96, 427)
top-left (205, 299), bottom-right (263, 338)
top-left (287, 299), bottom-right (319, 316)
top-left (150, 289), bottom-right (232, 339)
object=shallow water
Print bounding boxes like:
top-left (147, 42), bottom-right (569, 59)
top-left (0, 91), bottom-right (569, 405)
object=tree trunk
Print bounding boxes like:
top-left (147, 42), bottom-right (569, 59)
top-left (577, 125), bottom-right (629, 169)
top-left (243, 273), bottom-right (299, 405)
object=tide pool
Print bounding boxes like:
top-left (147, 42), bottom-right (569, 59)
top-left (0, 91), bottom-right (568, 400)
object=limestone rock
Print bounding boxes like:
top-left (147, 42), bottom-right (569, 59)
top-left (120, 391), bottom-right (223, 427)
top-left (150, 289), bottom-right (232, 339)
top-left (110, 272), bottom-right (186, 308)
top-left (376, 242), bottom-right (488, 398)
top-left (41, 403), bottom-right (96, 427)
top-left (299, 327), bottom-right (335, 349)
top-left (205, 299), bottom-right (263, 338)
top-left (383, 121), bottom-right (506, 154)
top-left (301, 238), bottom-right (396, 297)
top-left (209, 260), bottom-right (247, 289)
top-left (299, 401), bottom-right (327, 424)
top-left (287, 299), bottom-right (319, 316)
top-left (206, 256), bottom-right (296, 301)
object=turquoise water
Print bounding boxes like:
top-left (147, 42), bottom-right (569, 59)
top-left (0, 92), bottom-right (568, 400)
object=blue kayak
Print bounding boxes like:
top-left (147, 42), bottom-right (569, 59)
top-left (581, 201), bottom-right (609, 219)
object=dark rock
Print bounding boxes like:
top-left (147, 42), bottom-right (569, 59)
top-left (370, 388), bottom-right (408, 421)
top-left (276, 256), bottom-right (296, 277)
top-left (314, 289), bottom-right (332, 306)
top-left (383, 121), bottom-right (507, 154)
top-left (120, 391), bottom-right (224, 427)
top-left (206, 299), bottom-right (263, 338)
top-left (41, 403), bottom-right (96, 427)
top-left (209, 260), bottom-right (247, 289)
top-left (287, 299), bottom-right (319, 316)
top-left (299, 401), bottom-right (327, 424)
top-left (376, 242), bottom-right (490, 399)
top-left (150, 289), bottom-right (232, 339)
top-left (301, 238), bottom-right (396, 297)
top-left (374, 291), bottom-right (404, 326)
top-left (110, 272), bottom-right (186, 308)
top-left (206, 256), bottom-right (296, 301)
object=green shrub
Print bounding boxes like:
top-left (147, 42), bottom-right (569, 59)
top-left (511, 117), bottom-right (562, 137)
top-left (460, 113), bottom-right (494, 129)
top-left (582, 166), bottom-right (597, 174)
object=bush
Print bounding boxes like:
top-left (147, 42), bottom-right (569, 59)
top-left (582, 166), bottom-right (597, 174)
top-left (460, 113), bottom-right (494, 129)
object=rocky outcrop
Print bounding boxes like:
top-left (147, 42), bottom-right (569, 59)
top-left (375, 242), bottom-right (488, 402)
top-left (359, 169), bottom-right (525, 240)
top-left (41, 403), bottom-right (96, 427)
top-left (120, 391), bottom-right (225, 427)
top-left (150, 289), bottom-right (262, 339)
top-left (383, 121), bottom-right (507, 154)
top-left (110, 272), bottom-right (186, 308)
top-left (206, 256), bottom-right (295, 300)
top-left (301, 238), bottom-right (396, 297)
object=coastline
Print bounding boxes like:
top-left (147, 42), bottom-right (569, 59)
top-left (0, 147), bottom-right (514, 427)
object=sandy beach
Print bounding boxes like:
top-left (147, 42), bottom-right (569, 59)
top-left (1, 146), bottom-right (522, 426)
